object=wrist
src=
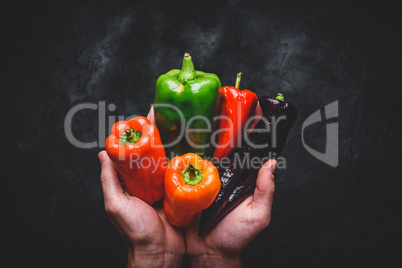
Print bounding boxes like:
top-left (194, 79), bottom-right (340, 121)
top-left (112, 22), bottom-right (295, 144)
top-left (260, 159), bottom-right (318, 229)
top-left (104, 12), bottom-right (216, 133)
top-left (127, 247), bottom-right (184, 268)
top-left (188, 252), bottom-right (242, 268)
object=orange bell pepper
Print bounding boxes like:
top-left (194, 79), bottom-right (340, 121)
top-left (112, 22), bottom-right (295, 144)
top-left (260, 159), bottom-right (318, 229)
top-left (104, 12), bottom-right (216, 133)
top-left (105, 116), bottom-right (167, 205)
top-left (163, 153), bottom-right (221, 227)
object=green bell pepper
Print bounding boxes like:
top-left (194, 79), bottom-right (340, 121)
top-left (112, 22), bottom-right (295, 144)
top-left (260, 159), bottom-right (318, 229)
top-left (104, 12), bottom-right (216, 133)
top-left (153, 53), bottom-right (222, 158)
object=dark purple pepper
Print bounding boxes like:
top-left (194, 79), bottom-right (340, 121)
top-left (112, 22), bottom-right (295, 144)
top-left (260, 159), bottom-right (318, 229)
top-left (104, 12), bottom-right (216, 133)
top-left (199, 93), bottom-right (297, 236)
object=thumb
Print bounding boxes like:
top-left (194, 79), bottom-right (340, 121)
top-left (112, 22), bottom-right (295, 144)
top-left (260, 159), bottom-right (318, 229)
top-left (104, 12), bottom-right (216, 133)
top-left (99, 151), bottom-right (124, 204)
top-left (248, 102), bottom-right (262, 133)
top-left (147, 106), bottom-right (154, 124)
top-left (253, 159), bottom-right (277, 208)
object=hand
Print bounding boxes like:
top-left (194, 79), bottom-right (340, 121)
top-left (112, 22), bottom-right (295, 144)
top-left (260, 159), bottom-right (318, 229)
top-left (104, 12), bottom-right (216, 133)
top-left (184, 159), bottom-right (277, 267)
top-left (99, 151), bottom-right (185, 267)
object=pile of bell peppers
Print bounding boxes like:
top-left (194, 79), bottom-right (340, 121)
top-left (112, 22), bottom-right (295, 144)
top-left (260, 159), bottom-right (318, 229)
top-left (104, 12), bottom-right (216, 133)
top-left (105, 53), bottom-right (297, 229)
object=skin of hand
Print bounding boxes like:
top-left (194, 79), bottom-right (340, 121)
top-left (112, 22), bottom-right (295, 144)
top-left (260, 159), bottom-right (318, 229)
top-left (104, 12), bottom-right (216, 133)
top-left (100, 105), bottom-right (276, 268)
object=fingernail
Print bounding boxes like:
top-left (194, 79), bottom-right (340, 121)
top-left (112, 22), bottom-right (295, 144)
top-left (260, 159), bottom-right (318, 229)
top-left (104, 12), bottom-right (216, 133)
top-left (270, 160), bottom-right (277, 173)
top-left (98, 152), bottom-right (107, 164)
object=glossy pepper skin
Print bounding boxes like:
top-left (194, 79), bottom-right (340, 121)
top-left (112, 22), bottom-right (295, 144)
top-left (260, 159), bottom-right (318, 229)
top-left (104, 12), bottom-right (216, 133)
top-left (164, 153), bottom-right (221, 227)
top-left (199, 93), bottom-right (297, 236)
top-left (105, 116), bottom-right (167, 205)
top-left (213, 72), bottom-right (258, 159)
top-left (153, 53), bottom-right (221, 159)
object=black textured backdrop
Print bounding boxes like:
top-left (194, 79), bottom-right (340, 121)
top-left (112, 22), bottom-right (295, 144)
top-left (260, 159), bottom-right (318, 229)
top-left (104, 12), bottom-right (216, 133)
top-left (3, 0), bottom-right (402, 267)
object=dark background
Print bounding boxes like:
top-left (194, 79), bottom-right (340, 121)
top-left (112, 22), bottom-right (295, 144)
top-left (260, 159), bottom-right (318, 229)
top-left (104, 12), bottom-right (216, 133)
top-left (3, 0), bottom-right (402, 267)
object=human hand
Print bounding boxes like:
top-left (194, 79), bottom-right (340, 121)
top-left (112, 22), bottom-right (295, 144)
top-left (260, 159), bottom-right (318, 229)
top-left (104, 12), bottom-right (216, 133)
top-left (99, 107), bottom-right (185, 267)
top-left (99, 151), bottom-right (185, 267)
top-left (184, 159), bottom-right (277, 267)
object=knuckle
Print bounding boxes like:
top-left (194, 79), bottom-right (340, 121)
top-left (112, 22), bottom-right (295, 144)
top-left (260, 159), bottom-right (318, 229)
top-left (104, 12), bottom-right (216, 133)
top-left (252, 212), bottom-right (271, 230)
top-left (270, 184), bottom-right (275, 194)
top-left (257, 167), bottom-right (266, 178)
top-left (104, 198), bottom-right (121, 216)
top-left (258, 216), bottom-right (270, 230)
top-left (100, 173), bottom-right (108, 184)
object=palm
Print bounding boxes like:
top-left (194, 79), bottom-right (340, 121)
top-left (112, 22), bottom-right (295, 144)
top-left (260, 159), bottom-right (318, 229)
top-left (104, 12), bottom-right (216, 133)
top-left (186, 195), bottom-right (269, 257)
top-left (113, 194), bottom-right (185, 253)
top-left (206, 196), bottom-right (265, 252)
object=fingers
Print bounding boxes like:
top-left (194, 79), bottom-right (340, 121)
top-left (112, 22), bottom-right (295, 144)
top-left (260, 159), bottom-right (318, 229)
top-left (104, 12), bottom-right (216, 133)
top-left (253, 159), bottom-right (277, 208)
top-left (248, 102), bottom-right (262, 133)
top-left (184, 212), bottom-right (201, 241)
top-left (99, 151), bottom-right (124, 204)
top-left (147, 106), bottom-right (154, 124)
top-left (155, 204), bottom-right (184, 235)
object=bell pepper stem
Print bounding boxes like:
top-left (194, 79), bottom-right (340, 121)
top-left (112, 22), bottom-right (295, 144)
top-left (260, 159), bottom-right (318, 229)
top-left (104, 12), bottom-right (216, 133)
top-left (125, 129), bottom-right (132, 139)
top-left (235, 72), bottom-right (242, 88)
top-left (275, 93), bottom-right (285, 102)
top-left (182, 164), bottom-right (203, 185)
top-left (178, 53), bottom-right (196, 82)
top-left (120, 129), bottom-right (142, 145)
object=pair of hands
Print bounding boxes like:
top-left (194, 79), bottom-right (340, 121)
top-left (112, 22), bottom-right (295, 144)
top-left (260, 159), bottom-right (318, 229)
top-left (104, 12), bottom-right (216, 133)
top-left (98, 107), bottom-right (277, 267)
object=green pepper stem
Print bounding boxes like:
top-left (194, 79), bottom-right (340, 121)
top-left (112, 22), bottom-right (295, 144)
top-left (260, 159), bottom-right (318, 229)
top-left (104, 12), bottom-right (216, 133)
top-left (182, 164), bottom-right (203, 185)
top-left (125, 129), bottom-right (132, 139)
top-left (120, 128), bottom-right (142, 145)
top-left (178, 53), bottom-right (196, 82)
top-left (275, 93), bottom-right (285, 102)
top-left (235, 72), bottom-right (242, 88)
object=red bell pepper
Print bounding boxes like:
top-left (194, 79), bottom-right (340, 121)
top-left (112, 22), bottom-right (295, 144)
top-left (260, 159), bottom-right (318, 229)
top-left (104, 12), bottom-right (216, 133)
top-left (105, 116), bottom-right (167, 205)
top-left (213, 73), bottom-right (258, 159)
